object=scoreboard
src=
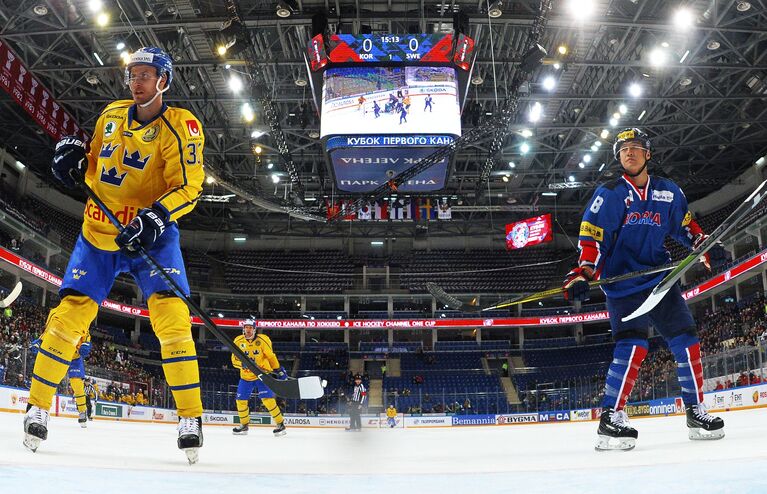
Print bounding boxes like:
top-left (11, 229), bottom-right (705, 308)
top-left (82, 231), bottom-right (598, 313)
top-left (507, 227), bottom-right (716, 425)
top-left (305, 32), bottom-right (476, 194)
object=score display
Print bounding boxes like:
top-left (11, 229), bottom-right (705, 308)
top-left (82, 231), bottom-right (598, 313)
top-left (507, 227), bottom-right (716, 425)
top-left (307, 33), bottom-right (475, 70)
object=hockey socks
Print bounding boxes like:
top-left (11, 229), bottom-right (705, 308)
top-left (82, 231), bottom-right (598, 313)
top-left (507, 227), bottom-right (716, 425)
top-left (262, 397), bottom-right (284, 425)
top-left (150, 294), bottom-right (203, 418)
top-left (29, 295), bottom-right (97, 410)
top-left (601, 338), bottom-right (648, 410)
top-left (236, 399), bottom-right (250, 426)
top-left (669, 333), bottom-right (704, 405)
top-left (70, 377), bottom-right (87, 414)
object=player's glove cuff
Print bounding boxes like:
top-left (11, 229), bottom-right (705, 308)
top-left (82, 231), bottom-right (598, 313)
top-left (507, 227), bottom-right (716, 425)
top-left (563, 266), bottom-right (594, 303)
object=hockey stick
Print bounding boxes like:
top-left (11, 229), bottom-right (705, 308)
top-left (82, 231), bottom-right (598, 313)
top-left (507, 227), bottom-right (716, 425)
top-left (0, 281), bottom-right (22, 308)
top-left (427, 261), bottom-right (679, 313)
top-left (77, 179), bottom-right (324, 400)
top-left (623, 177), bottom-right (767, 322)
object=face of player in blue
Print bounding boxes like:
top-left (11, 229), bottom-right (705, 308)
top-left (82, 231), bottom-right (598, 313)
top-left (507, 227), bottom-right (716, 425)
top-left (619, 140), bottom-right (651, 183)
top-left (128, 65), bottom-right (167, 106)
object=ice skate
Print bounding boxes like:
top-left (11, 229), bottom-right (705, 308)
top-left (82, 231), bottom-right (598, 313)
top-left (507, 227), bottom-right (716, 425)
top-left (177, 416), bottom-right (203, 464)
top-left (232, 423), bottom-right (249, 435)
top-left (23, 405), bottom-right (49, 452)
top-left (78, 412), bottom-right (87, 428)
top-left (595, 407), bottom-right (637, 451)
top-left (686, 403), bottom-right (724, 440)
top-left (273, 422), bottom-right (287, 437)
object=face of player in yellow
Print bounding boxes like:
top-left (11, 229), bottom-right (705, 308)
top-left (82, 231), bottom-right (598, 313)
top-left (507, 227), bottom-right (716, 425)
top-left (243, 325), bottom-right (255, 340)
top-left (619, 141), bottom-right (651, 178)
top-left (128, 65), bottom-right (167, 106)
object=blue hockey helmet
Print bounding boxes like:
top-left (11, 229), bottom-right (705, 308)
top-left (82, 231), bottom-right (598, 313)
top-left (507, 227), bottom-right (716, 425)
top-left (124, 47), bottom-right (173, 87)
top-left (613, 128), bottom-right (652, 160)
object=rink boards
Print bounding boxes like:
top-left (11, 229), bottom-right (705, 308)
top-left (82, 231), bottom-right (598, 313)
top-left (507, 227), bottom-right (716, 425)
top-left (3, 382), bottom-right (766, 429)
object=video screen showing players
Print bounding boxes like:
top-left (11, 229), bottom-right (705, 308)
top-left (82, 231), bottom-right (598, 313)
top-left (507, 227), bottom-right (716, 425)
top-left (320, 66), bottom-right (461, 138)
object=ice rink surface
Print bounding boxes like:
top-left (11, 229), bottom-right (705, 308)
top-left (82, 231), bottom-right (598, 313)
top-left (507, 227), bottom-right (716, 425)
top-left (1, 408), bottom-right (765, 494)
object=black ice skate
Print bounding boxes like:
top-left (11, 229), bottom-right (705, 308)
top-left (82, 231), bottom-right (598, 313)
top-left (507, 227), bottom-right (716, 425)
top-left (686, 403), bottom-right (725, 440)
top-left (78, 412), bottom-right (87, 428)
top-left (177, 416), bottom-right (203, 464)
top-left (595, 407), bottom-right (638, 451)
top-left (23, 405), bottom-right (49, 452)
top-left (232, 423), bottom-right (249, 435)
top-left (273, 422), bottom-right (287, 437)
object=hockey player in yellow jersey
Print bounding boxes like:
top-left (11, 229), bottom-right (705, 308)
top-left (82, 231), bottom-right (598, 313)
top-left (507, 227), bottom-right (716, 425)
top-left (25, 47), bottom-right (205, 463)
top-left (386, 404), bottom-right (398, 428)
top-left (231, 320), bottom-right (288, 437)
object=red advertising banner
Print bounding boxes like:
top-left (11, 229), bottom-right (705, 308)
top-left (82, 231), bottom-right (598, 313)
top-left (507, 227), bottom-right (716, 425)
top-left (2, 246), bottom-right (765, 329)
top-left (0, 39), bottom-right (88, 141)
top-left (506, 214), bottom-right (553, 250)
top-left (307, 33), bottom-right (328, 72)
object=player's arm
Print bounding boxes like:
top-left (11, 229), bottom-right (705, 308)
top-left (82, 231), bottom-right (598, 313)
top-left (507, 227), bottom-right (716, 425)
top-left (257, 334), bottom-right (287, 379)
top-left (670, 187), bottom-right (719, 269)
top-left (564, 187), bottom-right (623, 301)
top-left (230, 347), bottom-right (243, 370)
top-left (153, 113), bottom-right (205, 223)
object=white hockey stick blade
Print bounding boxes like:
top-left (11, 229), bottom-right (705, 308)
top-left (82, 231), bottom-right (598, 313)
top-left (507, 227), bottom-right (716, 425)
top-left (0, 281), bottom-right (22, 308)
top-left (621, 286), bottom-right (671, 322)
top-left (297, 376), bottom-right (325, 399)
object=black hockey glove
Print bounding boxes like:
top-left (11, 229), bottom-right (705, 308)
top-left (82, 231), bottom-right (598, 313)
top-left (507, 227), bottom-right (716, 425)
top-left (115, 206), bottom-right (168, 257)
top-left (51, 136), bottom-right (87, 188)
top-left (563, 266), bottom-right (594, 303)
top-left (270, 366), bottom-right (288, 381)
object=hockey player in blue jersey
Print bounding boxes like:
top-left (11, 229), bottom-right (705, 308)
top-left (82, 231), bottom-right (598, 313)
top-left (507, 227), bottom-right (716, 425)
top-left (563, 128), bottom-right (724, 451)
top-left (424, 94), bottom-right (433, 112)
top-left (373, 100), bottom-right (381, 118)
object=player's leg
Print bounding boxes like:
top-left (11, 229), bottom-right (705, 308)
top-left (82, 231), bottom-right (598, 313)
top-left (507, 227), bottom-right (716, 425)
top-left (68, 359), bottom-right (88, 427)
top-left (24, 237), bottom-right (109, 451)
top-left (257, 380), bottom-right (287, 437)
top-left (596, 291), bottom-right (651, 451)
top-left (132, 226), bottom-right (203, 462)
top-left (233, 379), bottom-right (255, 435)
top-left (650, 284), bottom-right (724, 440)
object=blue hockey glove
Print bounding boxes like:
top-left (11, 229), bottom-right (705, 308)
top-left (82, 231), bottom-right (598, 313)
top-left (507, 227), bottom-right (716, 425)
top-left (51, 136), bottom-right (87, 188)
top-left (563, 266), bottom-right (594, 303)
top-left (115, 206), bottom-right (168, 257)
top-left (79, 341), bottom-right (92, 359)
top-left (30, 338), bottom-right (42, 355)
top-left (270, 366), bottom-right (288, 380)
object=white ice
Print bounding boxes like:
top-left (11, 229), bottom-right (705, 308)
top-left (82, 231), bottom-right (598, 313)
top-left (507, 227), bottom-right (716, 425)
top-left (1, 409), bottom-right (765, 494)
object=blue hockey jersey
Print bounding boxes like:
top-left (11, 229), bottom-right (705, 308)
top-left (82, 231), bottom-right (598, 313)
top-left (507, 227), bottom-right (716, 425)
top-left (577, 174), bottom-right (703, 298)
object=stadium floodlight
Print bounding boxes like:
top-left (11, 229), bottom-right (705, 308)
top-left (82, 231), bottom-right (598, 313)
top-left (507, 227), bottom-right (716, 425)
top-left (228, 75), bottom-right (243, 93)
top-left (88, 0), bottom-right (103, 12)
top-left (542, 75), bottom-right (556, 91)
top-left (276, 0), bottom-right (298, 18)
top-left (542, 192), bottom-right (558, 197)
top-left (673, 8), bottom-right (694, 30)
top-left (629, 83), bottom-right (643, 98)
top-left (612, 112), bottom-right (621, 120)
top-left (568, 0), bottom-right (594, 20)
top-left (520, 142), bottom-right (530, 154)
top-left (508, 161), bottom-right (516, 168)
top-left (595, 141), bottom-right (602, 147)
top-left (96, 12), bottom-right (109, 26)
top-left (583, 154), bottom-right (592, 163)
top-left (609, 117), bottom-right (619, 127)
top-left (638, 110), bottom-right (647, 121)
top-left (271, 174), bottom-right (280, 184)
top-left (528, 102), bottom-right (542, 123)
top-left (521, 129), bottom-right (533, 138)
top-left (568, 175), bottom-right (576, 182)
top-left (557, 45), bottom-right (568, 56)
top-left (241, 102), bottom-right (255, 122)
top-left (600, 129), bottom-right (610, 139)
top-left (598, 163), bottom-right (606, 172)
top-left (487, 0), bottom-right (503, 18)
top-left (116, 42), bottom-right (125, 50)
top-left (590, 144), bottom-right (598, 152)
top-left (267, 162), bottom-right (274, 169)
top-left (618, 104), bottom-right (628, 114)
top-left (205, 176), bottom-right (216, 185)
top-left (578, 162), bottom-right (585, 169)
top-left (649, 48), bottom-right (667, 67)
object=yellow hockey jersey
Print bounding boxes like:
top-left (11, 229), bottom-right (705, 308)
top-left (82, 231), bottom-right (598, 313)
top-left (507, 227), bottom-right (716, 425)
top-left (386, 406), bottom-right (397, 418)
top-left (231, 334), bottom-right (281, 381)
top-left (82, 100), bottom-right (205, 251)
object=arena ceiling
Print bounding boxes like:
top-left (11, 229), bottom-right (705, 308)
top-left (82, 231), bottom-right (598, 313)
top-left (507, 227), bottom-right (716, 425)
top-left (1, 0), bottom-right (766, 238)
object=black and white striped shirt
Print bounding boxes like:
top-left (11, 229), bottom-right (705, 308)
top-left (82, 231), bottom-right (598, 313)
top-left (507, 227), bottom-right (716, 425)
top-left (351, 383), bottom-right (367, 405)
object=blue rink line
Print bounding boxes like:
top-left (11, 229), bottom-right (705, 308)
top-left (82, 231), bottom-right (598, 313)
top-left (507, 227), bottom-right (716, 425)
top-left (1, 461), bottom-right (765, 494)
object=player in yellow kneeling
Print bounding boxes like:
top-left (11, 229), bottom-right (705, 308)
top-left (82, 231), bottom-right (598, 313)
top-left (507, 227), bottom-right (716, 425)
top-left (231, 320), bottom-right (287, 437)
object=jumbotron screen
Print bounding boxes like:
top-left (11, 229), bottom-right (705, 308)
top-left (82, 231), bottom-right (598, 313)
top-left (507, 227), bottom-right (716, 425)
top-left (505, 214), bottom-right (553, 250)
top-left (320, 66), bottom-right (460, 138)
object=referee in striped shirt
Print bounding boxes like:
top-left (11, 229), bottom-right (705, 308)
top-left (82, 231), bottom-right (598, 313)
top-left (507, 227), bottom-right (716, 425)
top-left (346, 374), bottom-right (366, 431)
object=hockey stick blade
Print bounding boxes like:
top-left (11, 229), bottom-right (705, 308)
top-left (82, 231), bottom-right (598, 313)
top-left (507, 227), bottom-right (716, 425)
top-left (77, 180), bottom-right (322, 400)
top-left (0, 281), bottom-right (22, 308)
top-left (623, 177), bottom-right (767, 322)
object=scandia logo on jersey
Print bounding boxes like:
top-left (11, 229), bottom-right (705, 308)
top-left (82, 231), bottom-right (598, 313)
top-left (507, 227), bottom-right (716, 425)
top-left (84, 202), bottom-right (138, 225)
top-left (624, 211), bottom-right (662, 226)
